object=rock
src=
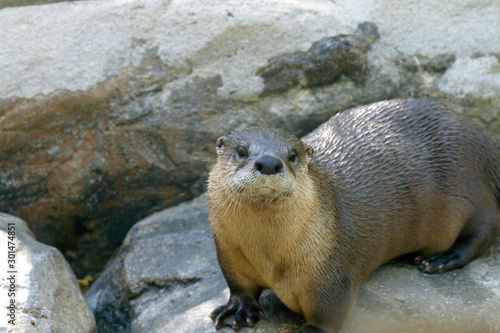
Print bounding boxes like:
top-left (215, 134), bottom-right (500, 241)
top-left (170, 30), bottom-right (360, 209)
top-left (1, 0), bottom-right (500, 277)
top-left (0, 213), bottom-right (96, 332)
top-left (343, 251), bottom-right (500, 333)
top-left (257, 22), bottom-right (380, 96)
top-left (85, 195), bottom-right (500, 333)
top-left (0, 0), bottom-right (76, 10)
top-left (0, 57), bottom-right (201, 278)
top-left (396, 54), bottom-right (457, 73)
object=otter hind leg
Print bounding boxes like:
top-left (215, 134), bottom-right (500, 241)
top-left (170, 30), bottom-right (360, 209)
top-left (416, 210), bottom-right (499, 274)
top-left (416, 245), bottom-right (473, 274)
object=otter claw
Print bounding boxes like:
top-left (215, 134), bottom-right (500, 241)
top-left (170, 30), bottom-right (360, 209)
top-left (417, 252), bottom-right (464, 274)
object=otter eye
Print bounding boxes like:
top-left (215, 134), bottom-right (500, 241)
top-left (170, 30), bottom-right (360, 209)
top-left (237, 147), bottom-right (248, 159)
top-left (288, 152), bottom-right (297, 163)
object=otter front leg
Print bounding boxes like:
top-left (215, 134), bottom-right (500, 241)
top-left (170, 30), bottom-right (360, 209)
top-left (210, 292), bottom-right (264, 330)
top-left (210, 238), bottom-right (264, 330)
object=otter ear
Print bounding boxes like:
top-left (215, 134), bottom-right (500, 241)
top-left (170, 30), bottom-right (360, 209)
top-left (305, 145), bottom-right (314, 162)
top-left (216, 136), bottom-right (227, 154)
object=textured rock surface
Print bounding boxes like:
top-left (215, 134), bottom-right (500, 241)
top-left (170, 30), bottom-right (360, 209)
top-left (257, 22), bottom-right (380, 96)
top-left (0, 57), bottom-right (200, 277)
top-left (85, 195), bottom-right (500, 333)
top-left (0, 213), bottom-right (96, 332)
top-left (0, 0), bottom-right (79, 10)
top-left (1, 0), bottom-right (499, 276)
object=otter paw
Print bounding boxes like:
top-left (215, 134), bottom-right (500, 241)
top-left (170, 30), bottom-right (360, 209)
top-left (415, 253), bottom-right (463, 274)
top-left (209, 295), bottom-right (264, 330)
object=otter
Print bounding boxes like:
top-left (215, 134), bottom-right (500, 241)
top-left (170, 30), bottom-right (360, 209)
top-left (207, 99), bottom-right (500, 333)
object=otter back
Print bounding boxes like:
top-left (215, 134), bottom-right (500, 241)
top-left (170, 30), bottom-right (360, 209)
top-left (303, 99), bottom-right (500, 268)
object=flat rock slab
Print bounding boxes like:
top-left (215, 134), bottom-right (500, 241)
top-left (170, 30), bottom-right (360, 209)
top-left (85, 195), bottom-right (500, 333)
top-left (0, 213), bottom-right (96, 332)
top-left (344, 249), bottom-right (500, 333)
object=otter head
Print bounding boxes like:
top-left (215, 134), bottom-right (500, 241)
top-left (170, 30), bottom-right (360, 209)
top-left (212, 127), bottom-right (314, 203)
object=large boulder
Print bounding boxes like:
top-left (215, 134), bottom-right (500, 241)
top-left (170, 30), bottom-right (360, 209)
top-left (1, 0), bottom-right (499, 276)
top-left (0, 213), bottom-right (96, 332)
top-left (85, 195), bottom-right (500, 333)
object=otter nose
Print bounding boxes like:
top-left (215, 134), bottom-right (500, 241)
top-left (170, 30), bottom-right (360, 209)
top-left (255, 155), bottom-right (283, 175)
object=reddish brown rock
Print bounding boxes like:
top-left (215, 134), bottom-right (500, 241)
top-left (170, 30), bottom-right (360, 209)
top-left (0, 58), bottom-right (218, 276)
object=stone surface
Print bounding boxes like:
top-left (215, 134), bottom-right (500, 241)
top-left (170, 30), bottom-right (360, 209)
top-left (343, 252), bottom-right (500, 333)
top-left (0, 213), bottom-right (96, 332)
top-left (85, 195), bottom-right (500, 333)
top-left (1, 0), bottom-right (499, 277)
top-left (257, 22), bottom-right (380, 96)
top-left (2, 0), bottom-right (500, 101)
top-left (0, 57), bottom-right (204, 277)
top-left (0, 0), bottom-right (79, 10)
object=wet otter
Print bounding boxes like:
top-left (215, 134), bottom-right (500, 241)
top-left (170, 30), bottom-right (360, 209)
top-left (207, 99), bottom-right (500, 333)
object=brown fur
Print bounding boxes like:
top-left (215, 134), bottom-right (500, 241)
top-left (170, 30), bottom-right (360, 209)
top-left (208, 99), bottom-right (500, 333)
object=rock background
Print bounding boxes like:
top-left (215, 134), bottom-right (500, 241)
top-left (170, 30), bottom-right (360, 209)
top-left (1, 0), bottom-right (499, 280)
top-left (85, 195), bottom-right (500, 333)
top-left (0, 214), bottom-right (96, 332)
top-left (0, 0), bottom-right (79, 10)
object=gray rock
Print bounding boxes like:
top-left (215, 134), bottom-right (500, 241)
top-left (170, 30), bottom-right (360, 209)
top-left (396, 54), bottom-right (456, 73)
top-left (85, 195), bottom-right (500, 333)
top-left (343, 249), bottom-right (500, 333)
top-left (257, 22), bottom-right (380, 96)
top-left (2, 0), bottom-right (499, 102)
top-left (0, 0), bottom-right (80, 10)
top-left (0, 213), bottom-right (96, 332)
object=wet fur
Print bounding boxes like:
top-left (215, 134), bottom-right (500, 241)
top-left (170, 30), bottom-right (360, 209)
top-left (208, 99), bottom-right (500, 333)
